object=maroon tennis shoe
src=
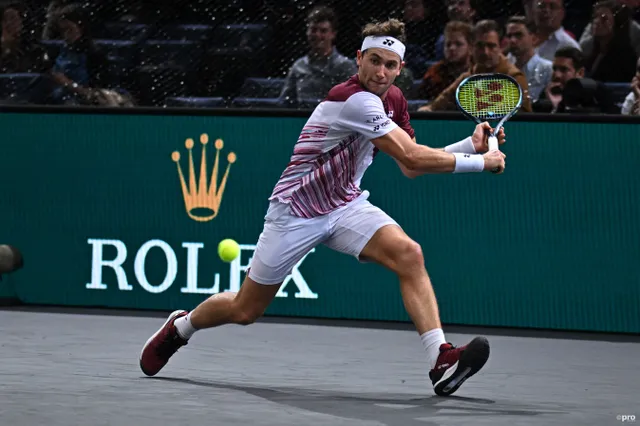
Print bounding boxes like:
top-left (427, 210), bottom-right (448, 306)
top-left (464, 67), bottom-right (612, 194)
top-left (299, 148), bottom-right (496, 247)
top-left (429, 336), bottom-right (490, 396)
top-left (139, 310), bottom-right (189, 377)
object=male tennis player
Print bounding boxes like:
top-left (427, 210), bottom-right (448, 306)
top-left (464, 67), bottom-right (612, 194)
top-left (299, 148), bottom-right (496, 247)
top-left (140, 19), bottom-right (506, 397)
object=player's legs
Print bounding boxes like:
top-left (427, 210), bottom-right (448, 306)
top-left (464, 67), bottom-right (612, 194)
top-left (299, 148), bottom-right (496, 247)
top-left (324, 196), bottom-right (489, 396)
top-left (139, 201), bottom-right (328, 376)
top-left (188, 275), bottom-right (282, 328)
top-left (358, 224), bottom-right (441, 334)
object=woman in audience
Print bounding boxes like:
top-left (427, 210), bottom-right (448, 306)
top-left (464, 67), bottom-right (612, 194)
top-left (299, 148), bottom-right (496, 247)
top-left (582, 0), bottom-right (638, 83)
top-left (621, 56), bottom-right (640, 115)
top-left (414, 20), bottom-right (472, 101)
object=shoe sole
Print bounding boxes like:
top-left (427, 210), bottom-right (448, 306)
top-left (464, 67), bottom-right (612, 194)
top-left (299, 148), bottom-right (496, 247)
top-left (433, 336), bottom-right (490, 397)
top-left (139, 309), bottom-right (187, 377)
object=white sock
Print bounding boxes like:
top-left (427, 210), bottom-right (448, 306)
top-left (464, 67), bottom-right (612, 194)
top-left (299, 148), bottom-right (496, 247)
top-left (420, 328), bottom-right (446, 370)
top-left (174, 312), bottom-right (197, 340)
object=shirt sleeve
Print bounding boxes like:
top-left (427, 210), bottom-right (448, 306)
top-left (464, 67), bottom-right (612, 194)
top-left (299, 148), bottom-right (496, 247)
top-left (336, 92), bottom-right (398, 140)
top-left (395, 96), bottom-right (415, 139)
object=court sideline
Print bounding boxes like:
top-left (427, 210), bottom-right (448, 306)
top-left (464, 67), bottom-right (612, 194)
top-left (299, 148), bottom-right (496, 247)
top-left (0, 307), bottom-right (638, 426)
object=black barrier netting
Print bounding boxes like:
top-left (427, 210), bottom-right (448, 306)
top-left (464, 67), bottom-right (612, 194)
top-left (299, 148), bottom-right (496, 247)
top-left (0, 0), bottom-right (628, 109)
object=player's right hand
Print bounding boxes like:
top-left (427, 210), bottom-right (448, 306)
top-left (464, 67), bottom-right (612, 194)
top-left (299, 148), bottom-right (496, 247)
top-left (482, 150), bottom-right (506, 174)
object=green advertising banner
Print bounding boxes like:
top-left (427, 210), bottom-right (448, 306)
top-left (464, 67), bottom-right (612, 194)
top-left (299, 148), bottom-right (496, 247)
top-left (1, 111), bottom-right (638, 333)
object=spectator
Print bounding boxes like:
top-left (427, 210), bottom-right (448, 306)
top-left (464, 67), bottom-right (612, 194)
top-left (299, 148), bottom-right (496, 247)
top-left (580, 0), bottom-right (640, 58)
top-left (534, 46), bottom-right (585, 112)
top-left (401, 0), bottom-right (438, 76)
top-left (414, 20), bottom-right (472, 101)
top-left (532, 0), bottom-right (581, 61)
top-left (0, 1), bottom-right (48, 73)
top-left (621, 56), bottom-right (640, 115)
top-left (433, 0), bottom-right (477, 60)
top-left (419, 19), bottom-right (532, 112)
top-left (23, 4), bottom-right (110, 105)
top-left (505, 16), bottom-right (552, 102)
top-left (50, 4), bottom-right (109, 102)
top-left (277, 6), bottom-right (356, 108)
top-left (582, 0), bottom-right (638, 83)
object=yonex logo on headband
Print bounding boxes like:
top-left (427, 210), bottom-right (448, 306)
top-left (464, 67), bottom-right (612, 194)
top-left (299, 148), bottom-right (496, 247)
top-left (361, 35), bottom-right (405, 60)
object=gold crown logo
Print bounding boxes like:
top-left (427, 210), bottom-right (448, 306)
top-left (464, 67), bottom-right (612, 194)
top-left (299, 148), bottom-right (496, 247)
top-left (172, 134), bottom-right (236, 222)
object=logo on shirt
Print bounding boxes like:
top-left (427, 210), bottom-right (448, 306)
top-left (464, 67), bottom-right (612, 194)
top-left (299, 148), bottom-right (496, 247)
top-left (171, 133), bottom-right (237, 222)
top-left (366, 114), bottom-right (385, 124)
top-left (373, 120), bottom-right (391, 132)
top-left (387, 110), bottom-right (394, 118)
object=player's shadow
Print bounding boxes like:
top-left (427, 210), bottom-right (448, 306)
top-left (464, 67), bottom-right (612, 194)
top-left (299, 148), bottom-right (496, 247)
top-left (148, 376), bottom-right (567, 426)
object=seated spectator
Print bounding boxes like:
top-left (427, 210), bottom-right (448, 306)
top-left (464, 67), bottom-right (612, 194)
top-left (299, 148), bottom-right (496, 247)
top-left (0, 1), bottom-right (48, 73)
top-left (277, 6), bottom-right (356, 108)
top-left (505, 16), bottom-right (552, 102)
top-left (419, 19), bottom-right (532, 112)
top-left (401, 0), bottom-right (438, 72)
top-left (532, 0), bottom-right (581, 61)
top-left (49, 4), bottom-right (109, 103)
top-left (621, 56), bottom-right (640, 115)
top-left (580, 0), bottom-right (640, 58)
top-left (533, 46), bottom-right (617, 114)
top-left (582, 0), bottom-right (638, 83)
top-left (433, 0), bottom-right (477, 60)
top-left (414, 20), bottom-right (472, 101)
top-left (22, 4), bottom-right (110, 105)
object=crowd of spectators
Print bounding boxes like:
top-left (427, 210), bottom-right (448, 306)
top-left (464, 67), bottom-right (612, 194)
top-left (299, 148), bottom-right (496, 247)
top-left (0, 0), bottom-right (638, 115)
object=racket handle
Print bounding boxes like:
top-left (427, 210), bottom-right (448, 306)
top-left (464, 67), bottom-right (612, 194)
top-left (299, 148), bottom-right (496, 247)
top-left (488, 135), bottom-right (499, 151)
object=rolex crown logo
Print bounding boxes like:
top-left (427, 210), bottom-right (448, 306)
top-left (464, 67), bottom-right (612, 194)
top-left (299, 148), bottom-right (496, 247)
top-left (172, 134), bottom-right (237, 222)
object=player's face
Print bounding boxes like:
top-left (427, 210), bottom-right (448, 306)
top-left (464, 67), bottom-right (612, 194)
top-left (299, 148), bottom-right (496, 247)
top-left (444, 32), bottom-right (470, 65)
top-left (472, 31), bottom-right (501, 71)
top-left (357, 48), bottom-right (403, 97)
top-left (506, 23), bottom-right (533, 57)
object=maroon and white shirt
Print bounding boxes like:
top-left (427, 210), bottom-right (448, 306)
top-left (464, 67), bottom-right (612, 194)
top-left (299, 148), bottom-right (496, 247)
top-left (269, 75), bottom-right (415, 218)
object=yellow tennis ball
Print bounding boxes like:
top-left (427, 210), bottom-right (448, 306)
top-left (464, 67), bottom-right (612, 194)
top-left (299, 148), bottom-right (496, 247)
top-left (218, 239), bottom-right (240, 262)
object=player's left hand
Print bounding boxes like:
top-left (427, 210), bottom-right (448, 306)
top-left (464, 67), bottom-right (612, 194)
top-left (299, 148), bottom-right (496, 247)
top-left (472, 122), bottom-right (506, 153)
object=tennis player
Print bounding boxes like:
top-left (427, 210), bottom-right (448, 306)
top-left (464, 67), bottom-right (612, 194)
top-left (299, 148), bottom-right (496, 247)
top-left (140, 18), bottom-right (506, 397)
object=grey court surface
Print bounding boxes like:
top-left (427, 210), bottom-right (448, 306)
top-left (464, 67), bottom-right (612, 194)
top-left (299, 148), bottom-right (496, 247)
top-left (0, 307), bottom-right (638, 426)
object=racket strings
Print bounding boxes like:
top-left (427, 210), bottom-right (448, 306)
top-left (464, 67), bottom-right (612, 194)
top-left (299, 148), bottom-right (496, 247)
top-left (457, 77), bottom-right (521, 120)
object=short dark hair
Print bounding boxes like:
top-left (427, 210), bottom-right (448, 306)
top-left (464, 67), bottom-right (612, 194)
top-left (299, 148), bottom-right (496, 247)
top-left (473, 19), bottom-right (502, 39)
top-left (506, 15), bottom-right (537, 34)
top-left (361, 18), bottom-right (406, 44)
top-left (555, 46), bottom-right (584, 70)
top-left (444, 20), bottom-right (474, 44)
top-left (307, 6), bottom-right (337, 30)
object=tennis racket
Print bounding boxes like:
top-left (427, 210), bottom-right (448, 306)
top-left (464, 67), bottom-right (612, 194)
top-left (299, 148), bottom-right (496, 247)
top-left (455, 73), bottom-right (523, 152)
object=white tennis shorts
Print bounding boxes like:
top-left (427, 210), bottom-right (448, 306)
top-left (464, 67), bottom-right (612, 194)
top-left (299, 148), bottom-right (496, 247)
top-left (247, 191), bottom-right (399, 285)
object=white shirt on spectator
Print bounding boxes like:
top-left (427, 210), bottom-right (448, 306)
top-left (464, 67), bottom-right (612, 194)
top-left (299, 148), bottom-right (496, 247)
top-left (621, 92), bottom-right (638, 115)
top-left (507, 52), bottom-right (553, 101)
top-left (536, 27), bottom-right (581, 61)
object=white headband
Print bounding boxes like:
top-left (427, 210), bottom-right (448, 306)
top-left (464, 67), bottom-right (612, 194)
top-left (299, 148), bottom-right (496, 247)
top-left (361, 36), bottom-right (406, 60)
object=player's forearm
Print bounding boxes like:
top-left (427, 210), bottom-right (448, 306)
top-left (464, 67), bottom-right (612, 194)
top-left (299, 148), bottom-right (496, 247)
top-left (404, 145), bottom-right (456, 174)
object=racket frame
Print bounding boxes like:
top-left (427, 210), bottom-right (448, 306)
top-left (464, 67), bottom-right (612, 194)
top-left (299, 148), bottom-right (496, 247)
top-left (455, 73), bottom-right (523, 151)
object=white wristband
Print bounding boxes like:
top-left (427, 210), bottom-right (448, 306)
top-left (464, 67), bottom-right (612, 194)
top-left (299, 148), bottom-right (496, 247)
top-left (444, 137), bottom-right (476, 154)
top-left (453, 153), bottom-right (484, 173)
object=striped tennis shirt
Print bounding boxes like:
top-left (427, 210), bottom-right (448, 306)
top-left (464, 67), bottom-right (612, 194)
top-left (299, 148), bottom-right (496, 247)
top-left (269, 74), bottom-right (415, 218)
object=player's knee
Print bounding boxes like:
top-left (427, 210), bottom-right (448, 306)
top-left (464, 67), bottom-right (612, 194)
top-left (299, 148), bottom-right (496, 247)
top-left (233, 306), bottom-right (263, 326)
top-left (394, 238), bottom-right (424, 270)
